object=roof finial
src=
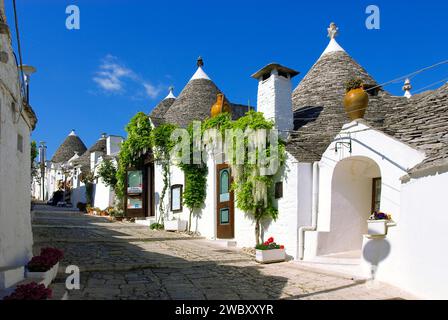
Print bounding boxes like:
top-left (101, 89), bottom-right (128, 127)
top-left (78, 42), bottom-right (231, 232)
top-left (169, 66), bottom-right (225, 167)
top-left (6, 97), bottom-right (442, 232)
top-left (165, 86), bottom-right (176, 99)
top-left (69, 129), bottom-right (76, 136)
top-left (197, 56), bottom-right (204, 67)
top-left (328, 22), bottom-right (339, 39)
top-left (403, 78), bottom-right (412, 98)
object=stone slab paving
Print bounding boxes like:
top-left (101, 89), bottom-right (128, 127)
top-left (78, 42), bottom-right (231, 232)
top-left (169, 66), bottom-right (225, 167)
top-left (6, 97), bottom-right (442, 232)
top-left (32, 206), bottom-right (415, 300)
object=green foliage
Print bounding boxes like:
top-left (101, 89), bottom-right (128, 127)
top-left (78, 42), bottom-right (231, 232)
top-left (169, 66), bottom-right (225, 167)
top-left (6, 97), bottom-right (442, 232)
top-left (30, 141), bottom-right (38, 179)
top-left (116, 112), bottom-right (153, 199)
top-left (97, 159), bottom-right (118, 189)
top-left (150, 223), bottom-right (164, 230)
top-left (345, 78), bottom-right (364, 93)
top-left (150, 123), bottom-right (177, 224)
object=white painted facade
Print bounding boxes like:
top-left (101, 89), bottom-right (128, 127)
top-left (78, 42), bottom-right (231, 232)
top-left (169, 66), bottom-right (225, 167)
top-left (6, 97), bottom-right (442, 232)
top-left (0, 0), bottom-right (36, 273)
top-left (297, 120), bottom-right (448, 299)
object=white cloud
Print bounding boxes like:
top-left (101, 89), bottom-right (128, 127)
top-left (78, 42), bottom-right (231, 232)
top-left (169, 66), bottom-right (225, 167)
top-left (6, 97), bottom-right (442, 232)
top-left (93, 55), bottom-right (163, 100)
top-left (143, 82), bottom-right (163, 99)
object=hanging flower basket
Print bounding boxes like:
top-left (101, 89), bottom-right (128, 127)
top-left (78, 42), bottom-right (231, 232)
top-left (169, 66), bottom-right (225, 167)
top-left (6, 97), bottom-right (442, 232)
top-left (255, 237), bottom-right (286, 264)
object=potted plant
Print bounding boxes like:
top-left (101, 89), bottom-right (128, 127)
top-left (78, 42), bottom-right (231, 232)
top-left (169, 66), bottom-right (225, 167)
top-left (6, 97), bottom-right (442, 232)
top-left (25, 247), bottom-right (64, 286)
top-left (3, 282), bottom-right (52, 300)
top-left (343, 78), bottom-right (369, 121)
top-left (255, 237), bottom-right (286, 264)
top-left (110, 209), bottom-right (125, 221)
top-left (367, 211), bottom-right (393, 236)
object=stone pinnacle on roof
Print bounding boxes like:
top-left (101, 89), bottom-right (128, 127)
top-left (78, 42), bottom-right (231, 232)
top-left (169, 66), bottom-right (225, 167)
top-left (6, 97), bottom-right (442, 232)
top-left (164, 86), bottom-right (176, 100)
top-left (403, 78), bottom-right (412, 98)
top-left (321, 22), bottom-right (346, 57)
top-left (69, 129), bottom-right (76, 136)
top-left (190, 56), bottom-right (211, 81)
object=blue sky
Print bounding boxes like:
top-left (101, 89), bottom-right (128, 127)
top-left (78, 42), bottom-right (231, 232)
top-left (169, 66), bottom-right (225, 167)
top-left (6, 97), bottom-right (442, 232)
top-left (5, 0), bottom-right (448, 157)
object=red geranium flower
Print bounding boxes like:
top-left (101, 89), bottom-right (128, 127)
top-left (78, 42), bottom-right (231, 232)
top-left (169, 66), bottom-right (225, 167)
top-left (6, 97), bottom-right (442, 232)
top-left (267, 237), bottom-right (274, 244)
top-left (280, 245), bottom-right (285, 249)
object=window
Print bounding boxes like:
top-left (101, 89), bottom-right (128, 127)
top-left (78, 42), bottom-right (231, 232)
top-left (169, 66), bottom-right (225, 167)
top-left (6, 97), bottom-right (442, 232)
top-left (220, 208), bottom-right (230, 225)
top-left (372, 178), bottom-right (382, 212)
top-left (275, 181), bottom-right (283, 199)
top-left (219, 169), bottom-right (230, 202)
top-left (17, 134), bottom-right (23, 152)
top-left (170, 184), bottom-right (183, 212)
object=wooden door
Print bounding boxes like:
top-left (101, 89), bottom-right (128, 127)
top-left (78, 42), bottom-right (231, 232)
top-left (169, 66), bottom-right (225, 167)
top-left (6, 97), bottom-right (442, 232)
top-left (216, 164), bottom-right (234, 239)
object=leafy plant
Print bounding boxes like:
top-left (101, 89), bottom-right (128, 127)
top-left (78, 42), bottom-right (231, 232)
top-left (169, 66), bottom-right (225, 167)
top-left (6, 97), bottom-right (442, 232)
top-left (345, 78), bottom-right (364, 93)
top-left (369, 211), bottom-right (392, 221)
top-left (30, 141), bottom-right (38, 179)
top-left (255, 237), bottom-right (285, 250)
top-left (97, 158), bottom-right (118, 189)
top-left (150, 222), bottom-right (164, 230)
top-left (151, 123), bottom-right (177, 224)
top-left (116, 112), bottom-right (153, 201)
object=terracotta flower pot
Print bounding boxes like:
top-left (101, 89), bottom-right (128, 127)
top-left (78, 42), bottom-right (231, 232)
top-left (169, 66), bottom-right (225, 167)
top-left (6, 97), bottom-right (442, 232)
top-left (211, 93), bottom-right (231, 118)
top-left (343, 87), bottom-right (369, 121)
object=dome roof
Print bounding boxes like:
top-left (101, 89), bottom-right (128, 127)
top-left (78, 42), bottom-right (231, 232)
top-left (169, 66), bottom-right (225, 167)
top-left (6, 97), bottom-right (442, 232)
top-left (71, 134), bottom-right (107, 170)
top-left (287, 23), bottom-right (400, 162)
top-left (150, 87), bottom-right (176, 119)
top-left (51, 130), bottom-right (87, 163)
top-left (163, 58), bottom-right (223, 127)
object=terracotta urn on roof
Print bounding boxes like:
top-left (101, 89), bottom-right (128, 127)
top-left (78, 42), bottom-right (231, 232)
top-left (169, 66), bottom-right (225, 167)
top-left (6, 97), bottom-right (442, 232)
top-left (343, 78), bottom-right (369, 121)
top-left (211, 93), bottom-right (231, 118)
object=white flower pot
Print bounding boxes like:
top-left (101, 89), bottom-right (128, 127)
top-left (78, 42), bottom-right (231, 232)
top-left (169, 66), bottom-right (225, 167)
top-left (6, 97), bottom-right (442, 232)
top-left (164, 219), bottom-right (187, 232)
top-left (367, 220), bottom-right (388, 236)
top-left (25, 269), bottom-right (53, 288)
top-left (25, 262), bottom-right (59, 287)
top-left (255, 249), bottom-right (286, 264)
top-left (51, 262), bottom-right (60, 281)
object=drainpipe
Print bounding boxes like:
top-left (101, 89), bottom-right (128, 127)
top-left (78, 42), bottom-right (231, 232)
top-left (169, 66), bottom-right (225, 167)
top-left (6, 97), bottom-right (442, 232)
top-left (298, 161), bottom-right (319, 260)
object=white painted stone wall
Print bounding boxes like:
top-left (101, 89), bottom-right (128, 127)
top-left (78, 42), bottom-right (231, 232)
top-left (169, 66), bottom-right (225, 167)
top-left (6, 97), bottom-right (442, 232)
top-left (304, 121), bottom-right (426, 260)
top-left (0, 1), bottom-right (34, 267)
top-left (256, 71), bottom-right (293, 136)
top-left (382, 172), bottom-right (448, 299)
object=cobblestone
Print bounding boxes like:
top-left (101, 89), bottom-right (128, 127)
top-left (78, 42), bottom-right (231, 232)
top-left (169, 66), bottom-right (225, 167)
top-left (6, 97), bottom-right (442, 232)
top-left (32, 206), bottom-right (413, 300)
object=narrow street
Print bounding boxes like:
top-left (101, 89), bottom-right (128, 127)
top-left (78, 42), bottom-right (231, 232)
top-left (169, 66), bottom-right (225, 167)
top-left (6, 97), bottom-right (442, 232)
top-left (32, 205), bottom-right (412, 300)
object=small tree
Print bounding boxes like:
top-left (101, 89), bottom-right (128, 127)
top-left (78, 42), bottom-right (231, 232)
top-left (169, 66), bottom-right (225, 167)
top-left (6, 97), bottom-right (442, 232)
top-left (30, 141), bottom-right (39, 180)
top-left (80, 169), bottom-right (95, 206)
top-left (150, 123), bottom-right (177, 224)
top-left (97, 158), bottom-right (118, 190)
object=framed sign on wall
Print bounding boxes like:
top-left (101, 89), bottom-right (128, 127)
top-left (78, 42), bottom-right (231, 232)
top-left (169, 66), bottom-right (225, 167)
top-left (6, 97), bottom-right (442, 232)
top-left (127, 170), bottom-right (143, 194)
top-left (170, 184), bottom-right (183, 212)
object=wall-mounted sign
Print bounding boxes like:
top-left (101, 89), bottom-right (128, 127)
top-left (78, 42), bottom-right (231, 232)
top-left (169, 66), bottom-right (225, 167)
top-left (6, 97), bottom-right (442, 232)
top-left (171, 184), bottom-right (183, 212)
top-left (127, 196), bottom-right (142, 209)
top-left (127, 170), bottom-right (142, 194)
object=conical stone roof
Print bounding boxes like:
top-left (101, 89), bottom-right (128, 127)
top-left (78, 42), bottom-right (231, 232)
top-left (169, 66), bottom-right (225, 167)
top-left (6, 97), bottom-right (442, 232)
top-left (288, 24), bottom-right (401, 162)
top-left (150, 87), bottom-right (176, 119)
top-left (51, 130), bottom-right (87, 163)
top-left (72, 134), bottom-right (107, 170)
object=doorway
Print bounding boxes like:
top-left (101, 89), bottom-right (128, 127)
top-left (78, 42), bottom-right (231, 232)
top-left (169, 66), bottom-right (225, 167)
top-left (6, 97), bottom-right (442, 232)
top-left (216, 164), bottom-right (234, 239)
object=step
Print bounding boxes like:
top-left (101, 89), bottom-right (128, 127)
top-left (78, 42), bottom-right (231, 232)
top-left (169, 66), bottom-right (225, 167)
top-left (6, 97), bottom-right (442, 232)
top-left (135, 217), bottom-right (156, 227)
top-left (0, 266), bottom-right (24, 290)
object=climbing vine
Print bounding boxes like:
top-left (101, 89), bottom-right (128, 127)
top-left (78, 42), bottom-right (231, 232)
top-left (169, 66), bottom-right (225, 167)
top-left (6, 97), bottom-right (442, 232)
top-left (116, 112), bottom-right (153, 200)
top-left (229, 111), bottom-right (286, 245)
top-left (150, 123), bottom-right (177, 224)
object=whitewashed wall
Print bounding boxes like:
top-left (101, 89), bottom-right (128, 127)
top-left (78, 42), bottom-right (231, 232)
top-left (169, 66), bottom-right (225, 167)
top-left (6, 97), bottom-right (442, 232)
top-left (0, 4), bottom-right (34, 267)
top-left (304, 121), bottom-right (425, 260)
top-left (381, 172), bottom-right (448, 299)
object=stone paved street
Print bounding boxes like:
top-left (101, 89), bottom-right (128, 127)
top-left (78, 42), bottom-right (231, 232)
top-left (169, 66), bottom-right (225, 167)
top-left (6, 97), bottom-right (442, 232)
top-left (32, 205), bottom-right (414, 300)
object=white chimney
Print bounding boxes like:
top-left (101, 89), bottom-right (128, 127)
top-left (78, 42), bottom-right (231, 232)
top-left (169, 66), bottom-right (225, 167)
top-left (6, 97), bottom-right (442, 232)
top-left (106, 135), bottom-right (124, 156)
top-left (252, 63), bottom-right (299, 139)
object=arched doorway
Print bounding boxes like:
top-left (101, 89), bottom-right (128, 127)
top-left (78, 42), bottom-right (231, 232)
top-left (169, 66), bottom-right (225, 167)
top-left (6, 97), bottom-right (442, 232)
top-left (318, 156), bottom-right (381, 257)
